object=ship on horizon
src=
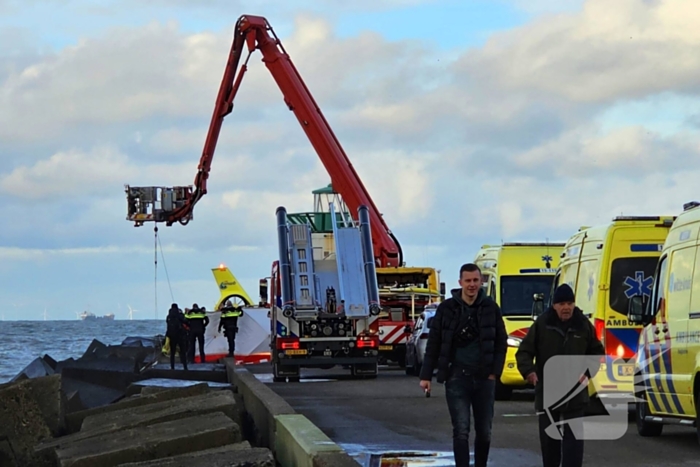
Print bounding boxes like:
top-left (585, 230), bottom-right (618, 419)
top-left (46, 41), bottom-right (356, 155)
top-left (79, 311), bottom-right (115, 321)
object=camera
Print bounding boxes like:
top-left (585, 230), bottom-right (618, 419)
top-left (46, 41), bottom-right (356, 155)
top-left (455, 314), bottom-right (478, 345)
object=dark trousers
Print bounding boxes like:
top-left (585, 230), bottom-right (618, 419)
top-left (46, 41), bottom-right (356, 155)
top-left (224, 328), bottom-right (237, 356)
top-left (168, 333), bottom-right (188, 370)
top-left (538, 409), bottom-right (584, 467)
top-left (189, 331), bottom-right (205, 363)
top-left (445, 368), bottom-right (496, 467)
top-left (222, 318), bottom-right (238, 356)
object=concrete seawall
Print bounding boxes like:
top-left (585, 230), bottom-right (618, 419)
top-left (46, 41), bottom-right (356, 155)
top-left (225, 361), bottom-right (361, 467)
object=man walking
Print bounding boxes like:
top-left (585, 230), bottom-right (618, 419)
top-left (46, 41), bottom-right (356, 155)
top-left (515, 283), bottom-right (604, 467)
top-left (419, 263), bottom-right (507, 467)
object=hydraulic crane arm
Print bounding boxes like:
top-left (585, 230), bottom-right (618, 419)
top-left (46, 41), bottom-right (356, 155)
top-left (127, 14), bottom-right (402, 267)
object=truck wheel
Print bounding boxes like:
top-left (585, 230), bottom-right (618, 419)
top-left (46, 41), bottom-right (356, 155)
top-left (636, 391), bottom-right (663, 437)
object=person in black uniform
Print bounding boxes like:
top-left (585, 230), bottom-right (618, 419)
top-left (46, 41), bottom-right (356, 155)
top-left (185, 304), bottom-right (209, 363)
top-left (218, 300), bottom-right (243, 358)
top-left (165, 303), bottom-right (188, 371)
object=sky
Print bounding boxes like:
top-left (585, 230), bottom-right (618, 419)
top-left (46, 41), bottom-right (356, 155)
top-left (2, 0), bottom-right (699, 320)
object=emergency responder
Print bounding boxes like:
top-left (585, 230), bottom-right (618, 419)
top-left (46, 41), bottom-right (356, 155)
top-left (515, 283), bottom-right (604, 467)
top-left (419, 263), bottom-right (507, 467)
top-left (218, 299), bottom-right (243, 358)
top-left (185, 304), bottom-right (209, 363)
top-left (165, 303), bottom-right (188, 371)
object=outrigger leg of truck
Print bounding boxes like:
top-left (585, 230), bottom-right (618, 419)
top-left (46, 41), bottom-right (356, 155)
top-left (269, 204), bottom-right (382, 381)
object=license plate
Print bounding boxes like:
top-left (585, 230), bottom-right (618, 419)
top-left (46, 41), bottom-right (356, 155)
top-left (285, 349), bottom-right (307, 355)
top-left (379, 345), bottom-right (393, 351)
top-left (617, 364), bottom-right (634, 376)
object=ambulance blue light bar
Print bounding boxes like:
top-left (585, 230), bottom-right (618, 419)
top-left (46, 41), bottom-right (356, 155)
top-left (629, 244), bottom-right (663, 252)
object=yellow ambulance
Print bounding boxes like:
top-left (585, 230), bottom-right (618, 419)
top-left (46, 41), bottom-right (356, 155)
top-left (549, 215), bottom-right (674, 408)
top-left (628, 202), bottom-right (700, 439)
top-left (475, 242), bottom-right (565, 400)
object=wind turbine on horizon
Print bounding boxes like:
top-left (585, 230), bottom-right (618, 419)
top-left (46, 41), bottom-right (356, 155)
top-left (42, 307), bottom-right (48, 321)
top-left (127, 305), bottom-right (138, 320)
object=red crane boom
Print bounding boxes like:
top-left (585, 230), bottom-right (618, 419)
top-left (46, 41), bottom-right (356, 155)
top-left (127, 14), bottom-right (402, 267)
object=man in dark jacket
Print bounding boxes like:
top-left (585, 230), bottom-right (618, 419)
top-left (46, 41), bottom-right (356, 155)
top-left (165, 303), bottom-right (188, 371)
top-left (515, 283), bottom-right (604, 467)
top-left (419, 263), bottom-right (507, 467)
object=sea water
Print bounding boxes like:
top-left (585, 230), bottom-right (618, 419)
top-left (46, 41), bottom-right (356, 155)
top-left (0, 319), bottom-right (165, 383)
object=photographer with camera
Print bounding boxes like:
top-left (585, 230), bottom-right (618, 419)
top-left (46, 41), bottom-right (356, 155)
top-left (419, 263), bottom-right (507, 467)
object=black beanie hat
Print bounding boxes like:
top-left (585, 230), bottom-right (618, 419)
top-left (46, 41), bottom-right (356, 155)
top-left (553, 284), bottom-right (575, 304)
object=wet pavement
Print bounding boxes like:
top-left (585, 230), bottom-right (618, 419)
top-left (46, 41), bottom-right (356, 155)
top-left (247, 363), bottom-right (700, 467)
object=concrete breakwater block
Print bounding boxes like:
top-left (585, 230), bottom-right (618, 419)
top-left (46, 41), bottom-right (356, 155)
top-left (117, 443), bottom-right (276, 467)
top-left (121, 336), bottom-right (162, 348)
top-left (39, 390), bottom-right (239, 452)
top-left (0, 375), bottom-right (63, 466)
top-left (81, 390), bottom-right (239, 432)
top-left (55, 411), bottom-right (239, 467)
top-left (0, 374), bottom-right (66, 437)
top-left (56, 351), bottom-right (139, 375)
top-left (126, 378), bottom-right (231, 397)
top-left (10, 355), bottom-right (57, 382)
top-left (64, 382), bottom-right (211, 434)
top-left (60, 375), bottom-right (127, 413)
top-left (140, 363), bottom-right (229, 384)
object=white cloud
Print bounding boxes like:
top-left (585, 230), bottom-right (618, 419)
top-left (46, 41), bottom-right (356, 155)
top-left (4, 0), bottom-right (700, 320)
top-left (0, 146), bottom-right (136, 199)
top-left (505, 0), bottom-right (585, 15)
top-left (0, 244), bottom-right (194, 260)
top-left (0, 21), bottom-right (233, 141)
top-left (514, 125), bottom-right (700, 177)
top-left (458, 0), bottom-right (700, 103)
